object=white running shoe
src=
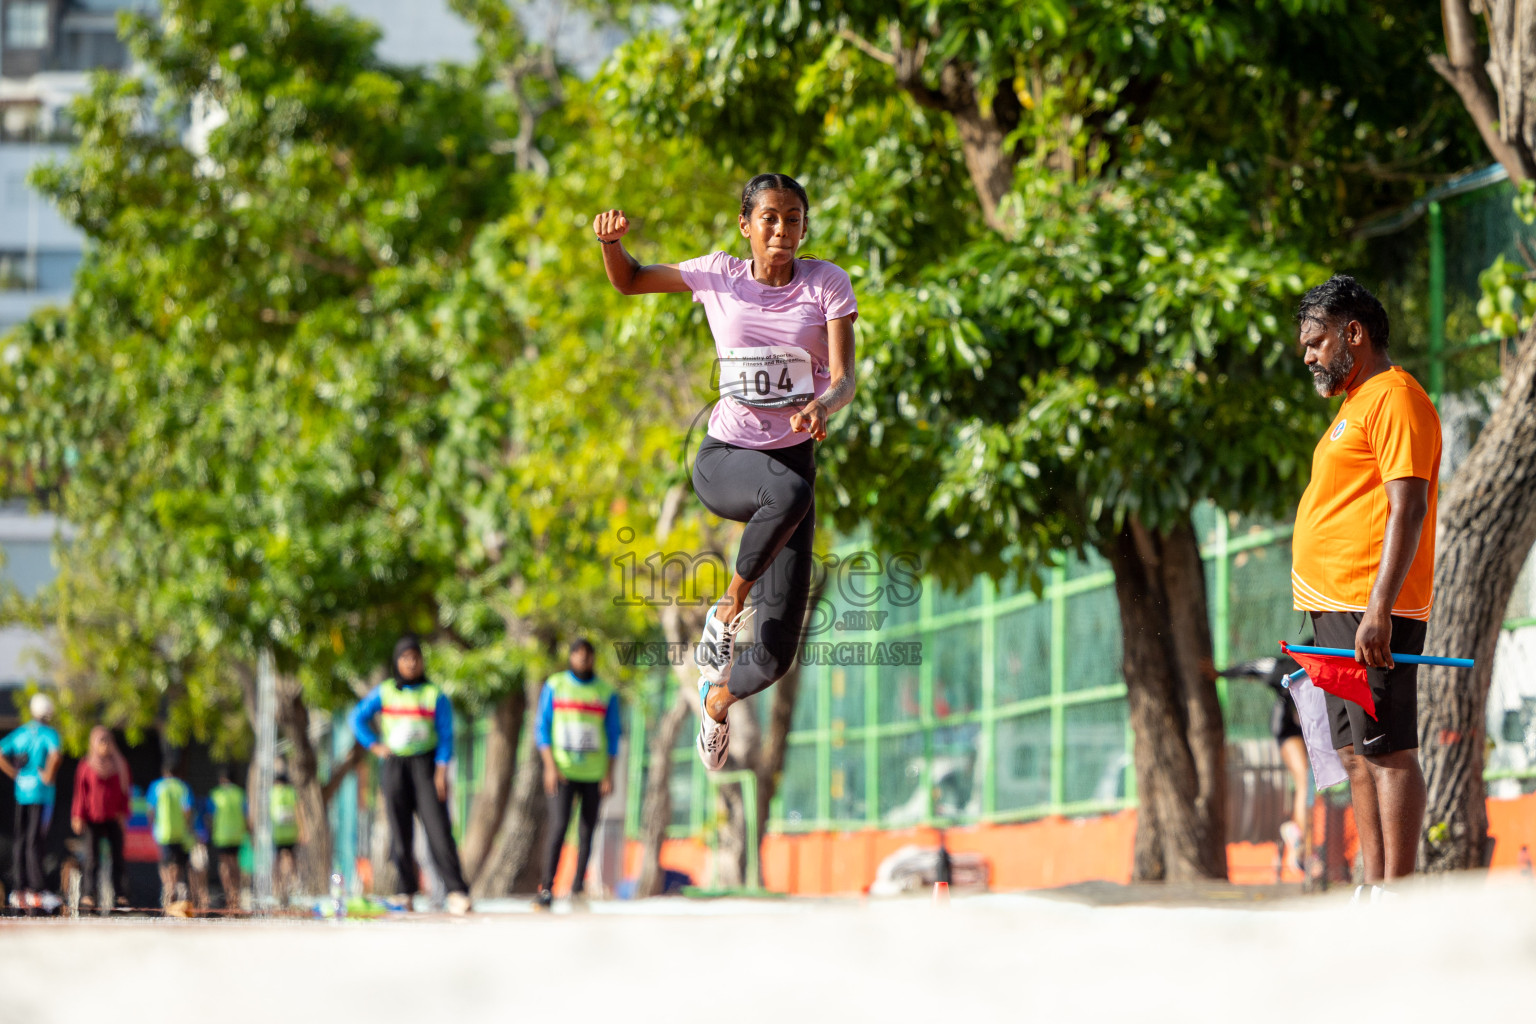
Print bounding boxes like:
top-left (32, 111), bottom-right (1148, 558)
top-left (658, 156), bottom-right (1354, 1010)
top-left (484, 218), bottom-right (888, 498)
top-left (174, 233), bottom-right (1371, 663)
top-left (1351, 884), bottom-right (1399, 906)
top-left (1279, 821), bottom-right (1302, 872)
top-left (697, 675), bottom-right (731, 771)
top-left (694, 603), bottom-right (755, 687)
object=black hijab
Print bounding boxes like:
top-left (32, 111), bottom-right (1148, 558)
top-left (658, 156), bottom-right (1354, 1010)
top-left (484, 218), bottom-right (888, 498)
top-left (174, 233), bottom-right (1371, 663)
top-left (391, 634), bottom-right (426, 684)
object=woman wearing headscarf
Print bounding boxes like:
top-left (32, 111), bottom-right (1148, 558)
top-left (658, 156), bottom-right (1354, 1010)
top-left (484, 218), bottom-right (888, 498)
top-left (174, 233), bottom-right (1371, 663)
top-left (349, 635), bottom-right (471, 915)
top-left (71, 726), bottom-right (132, 910)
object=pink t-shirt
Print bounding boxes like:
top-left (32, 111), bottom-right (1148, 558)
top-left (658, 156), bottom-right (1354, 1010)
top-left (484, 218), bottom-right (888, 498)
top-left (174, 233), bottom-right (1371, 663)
top-left (678, 252), bottom-right (858, 450)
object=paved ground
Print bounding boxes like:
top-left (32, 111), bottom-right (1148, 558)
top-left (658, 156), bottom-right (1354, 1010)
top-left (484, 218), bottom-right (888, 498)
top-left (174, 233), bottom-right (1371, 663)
top-left (2, 876), bottom-right (1533, 1023)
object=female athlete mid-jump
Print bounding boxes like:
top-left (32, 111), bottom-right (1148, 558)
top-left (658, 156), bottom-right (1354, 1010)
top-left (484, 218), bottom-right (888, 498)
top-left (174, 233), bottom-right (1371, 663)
top-left (595, 173), bottom-right (857, 770)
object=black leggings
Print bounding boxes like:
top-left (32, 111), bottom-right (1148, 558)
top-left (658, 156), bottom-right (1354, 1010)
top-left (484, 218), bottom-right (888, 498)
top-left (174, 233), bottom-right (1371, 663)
top-left (11, 804), bottom-right (47, 892)
top-left (80, 819), bottom-right (127, 904)
top-left (540, 778), bottom-right (602, 893)
top-left (382, 754), bottom-right (468, 896)
top-left (692, 435), bottom-right (817, 700)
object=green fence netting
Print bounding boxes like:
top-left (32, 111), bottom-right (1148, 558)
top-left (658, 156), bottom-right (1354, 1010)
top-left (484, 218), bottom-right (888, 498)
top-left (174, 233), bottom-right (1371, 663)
top-left (625, 505), bottom-right (1300, 839)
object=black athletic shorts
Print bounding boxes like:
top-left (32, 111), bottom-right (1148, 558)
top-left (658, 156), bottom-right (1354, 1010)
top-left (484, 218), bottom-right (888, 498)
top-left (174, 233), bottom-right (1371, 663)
top-left (1309, 611), bottom-right (1427, 755)
top-left (158, 843), bottom-right (191, 868)
top-left (1271, 698), bottom-right (1303, 746)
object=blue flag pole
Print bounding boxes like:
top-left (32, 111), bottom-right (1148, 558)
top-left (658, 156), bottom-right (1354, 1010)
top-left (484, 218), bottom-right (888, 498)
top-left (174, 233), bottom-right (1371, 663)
top-left (1284, 644), bottom-right (1475, 668)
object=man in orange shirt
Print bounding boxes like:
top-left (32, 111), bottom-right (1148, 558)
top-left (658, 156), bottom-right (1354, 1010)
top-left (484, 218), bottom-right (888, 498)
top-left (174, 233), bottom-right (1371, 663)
top-left (1292, 275), bottom-right (1441, 896)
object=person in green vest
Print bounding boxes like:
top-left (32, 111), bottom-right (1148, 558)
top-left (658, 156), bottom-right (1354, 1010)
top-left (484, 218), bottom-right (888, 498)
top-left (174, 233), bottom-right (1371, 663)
top-left (533, 638), bottom-right (622, 910)
top-left (350, 634), bottom-right (472, 915)
top-left (145, 758), bottom-right (194, 913)
top-left (205, 766), bottom-right (248, 912)
top-left (270, 765), bottom-right (301, 906)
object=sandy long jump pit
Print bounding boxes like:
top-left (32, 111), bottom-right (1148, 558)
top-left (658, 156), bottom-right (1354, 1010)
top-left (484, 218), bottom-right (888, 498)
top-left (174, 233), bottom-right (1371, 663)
top-left (1, 876), bottom-right (1533, 1022)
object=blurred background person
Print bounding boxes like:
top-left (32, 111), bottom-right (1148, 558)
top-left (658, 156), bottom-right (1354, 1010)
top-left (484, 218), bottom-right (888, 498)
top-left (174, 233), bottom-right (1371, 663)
top-left (350, 635), bottom-right (471, 915)
top-left (206, 766), bottom-right (248, 912)
top-left (533, 638), bottom-right (621, 911)
top-left (271, 764), bottom-right (300, 906)
top-left (1221, 651), bottom-right (1311, 874)
top-left (146, 757), bottom-right (194, 914)
top-left (70, 726), bottom-right (131, 912)
top-left (1, 694), bottom-right (63, 910)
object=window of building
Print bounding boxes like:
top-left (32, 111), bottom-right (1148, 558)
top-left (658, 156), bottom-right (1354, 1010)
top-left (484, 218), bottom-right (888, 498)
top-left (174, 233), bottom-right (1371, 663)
top-left (0, 539), bottom-right (55, 598)
top-left (5, 2), bottom-right (51, 50)
top-left (0, 251), bottom-right (32, 291)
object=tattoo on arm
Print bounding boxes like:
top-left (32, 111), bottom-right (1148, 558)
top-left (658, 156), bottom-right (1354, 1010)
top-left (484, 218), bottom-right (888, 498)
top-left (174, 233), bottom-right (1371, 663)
top-left (817, 371), bottom-right (856, 415)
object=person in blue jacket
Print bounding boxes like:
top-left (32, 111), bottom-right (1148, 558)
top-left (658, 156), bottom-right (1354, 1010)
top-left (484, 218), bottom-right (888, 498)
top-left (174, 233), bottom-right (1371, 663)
top-left (350, 635), bottom-right (471, 915)
top-left (533, 638), bottom-right (622, 910)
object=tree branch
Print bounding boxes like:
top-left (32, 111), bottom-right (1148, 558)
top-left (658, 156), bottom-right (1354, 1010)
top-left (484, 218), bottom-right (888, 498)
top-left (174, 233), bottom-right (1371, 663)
top-left (1435, 1), bottom-right (1536, 182)
top-left (288, 243), bottom-right (365, 281)
top-left (321, 744), bottom-right (366, 803)
top-left (889, 25), bottom-right (946, 111)
top-left (1443, 0), bottom-right (1484, 68)
top-left (499, 49), bottom-right (563, 176)
top-left (836, 28), bottom-right (894, 66)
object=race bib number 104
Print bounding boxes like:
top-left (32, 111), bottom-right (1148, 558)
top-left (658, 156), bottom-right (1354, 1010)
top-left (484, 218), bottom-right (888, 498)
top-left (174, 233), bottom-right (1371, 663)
top-left (717, 347), bottom-right (816, 409)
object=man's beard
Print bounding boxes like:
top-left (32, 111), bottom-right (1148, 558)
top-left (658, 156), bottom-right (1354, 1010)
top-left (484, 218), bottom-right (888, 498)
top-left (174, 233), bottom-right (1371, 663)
top-left (1311, 348), bottom-right (1355, 397)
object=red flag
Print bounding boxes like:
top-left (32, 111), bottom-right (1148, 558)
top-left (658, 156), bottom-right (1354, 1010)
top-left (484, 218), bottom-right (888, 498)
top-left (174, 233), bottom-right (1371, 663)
top-left (1280, 642), bottom-right (1377, 720)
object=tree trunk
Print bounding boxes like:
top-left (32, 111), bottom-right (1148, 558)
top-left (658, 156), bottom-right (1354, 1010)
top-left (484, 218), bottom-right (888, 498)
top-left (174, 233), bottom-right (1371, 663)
top-left (635, 686), bottom-right (694, 897)
top-left (712, 584), bottom-right (817, 889)
top-left (634, 483), bottom-right (727, 894)
top-left (937, 63), bottom-right (1023, 233)
top-left (708, 697), bottom-right (762, 890)
top-left (320, 745), bottom-right (366, 804)
top-left (233, 663), bottom-right (333, 896)
top-left (713, 776), bottom-right (750, 889)
top-left (688, 651), bottom-right (808, 890)
top-left (1130, 734), bottom-right (1166, 881)
top-left (839, 27), bottom-right (1022, 236)
top-left (651, 584), bottom-right (821, 891)
top-left (754, 650), bottom-right (804, 846)
top-left (1420, 328), bottom-right (1536, 871)
top-left (469, 679), bottom-right (547, 897)
top-left (458, 688), bottom-right (526, 885)
top-left (1433, 1), bottom-right (1536, 184)
top-left (369, 785), bottom-right (399, 895)
top-left (274, 678), bottom-right (332, 896)
top-left (1104, 513), bottom-right (1228, 881)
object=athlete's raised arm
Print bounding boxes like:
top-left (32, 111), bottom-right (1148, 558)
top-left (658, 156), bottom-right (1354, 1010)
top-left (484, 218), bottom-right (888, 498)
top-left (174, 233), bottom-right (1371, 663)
top-left (594, 209), bottom-right (690, 294)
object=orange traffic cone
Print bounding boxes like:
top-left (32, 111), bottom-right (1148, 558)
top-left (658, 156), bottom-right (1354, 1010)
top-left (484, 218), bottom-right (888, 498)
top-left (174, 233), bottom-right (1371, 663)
top-left (932, 881), bottom-right (949, 907)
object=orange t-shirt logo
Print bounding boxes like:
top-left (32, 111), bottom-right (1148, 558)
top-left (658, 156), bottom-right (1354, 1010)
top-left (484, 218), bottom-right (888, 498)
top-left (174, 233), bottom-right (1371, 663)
top-left (1330, 419), bottom-right (1347, 441)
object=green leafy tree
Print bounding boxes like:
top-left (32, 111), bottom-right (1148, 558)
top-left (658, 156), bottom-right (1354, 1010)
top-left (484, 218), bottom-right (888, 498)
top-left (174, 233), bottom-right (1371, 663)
top-left (0, 0), bottom-right (658, 891)
top-left (1413, 1), bottom-right (1536, 872)
top-left (0, 0), bottom-right (790, 896)
top-left (601, 0), bottom-right (1475, 878)
top-left (461, 67), bottom-right (837, 889)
